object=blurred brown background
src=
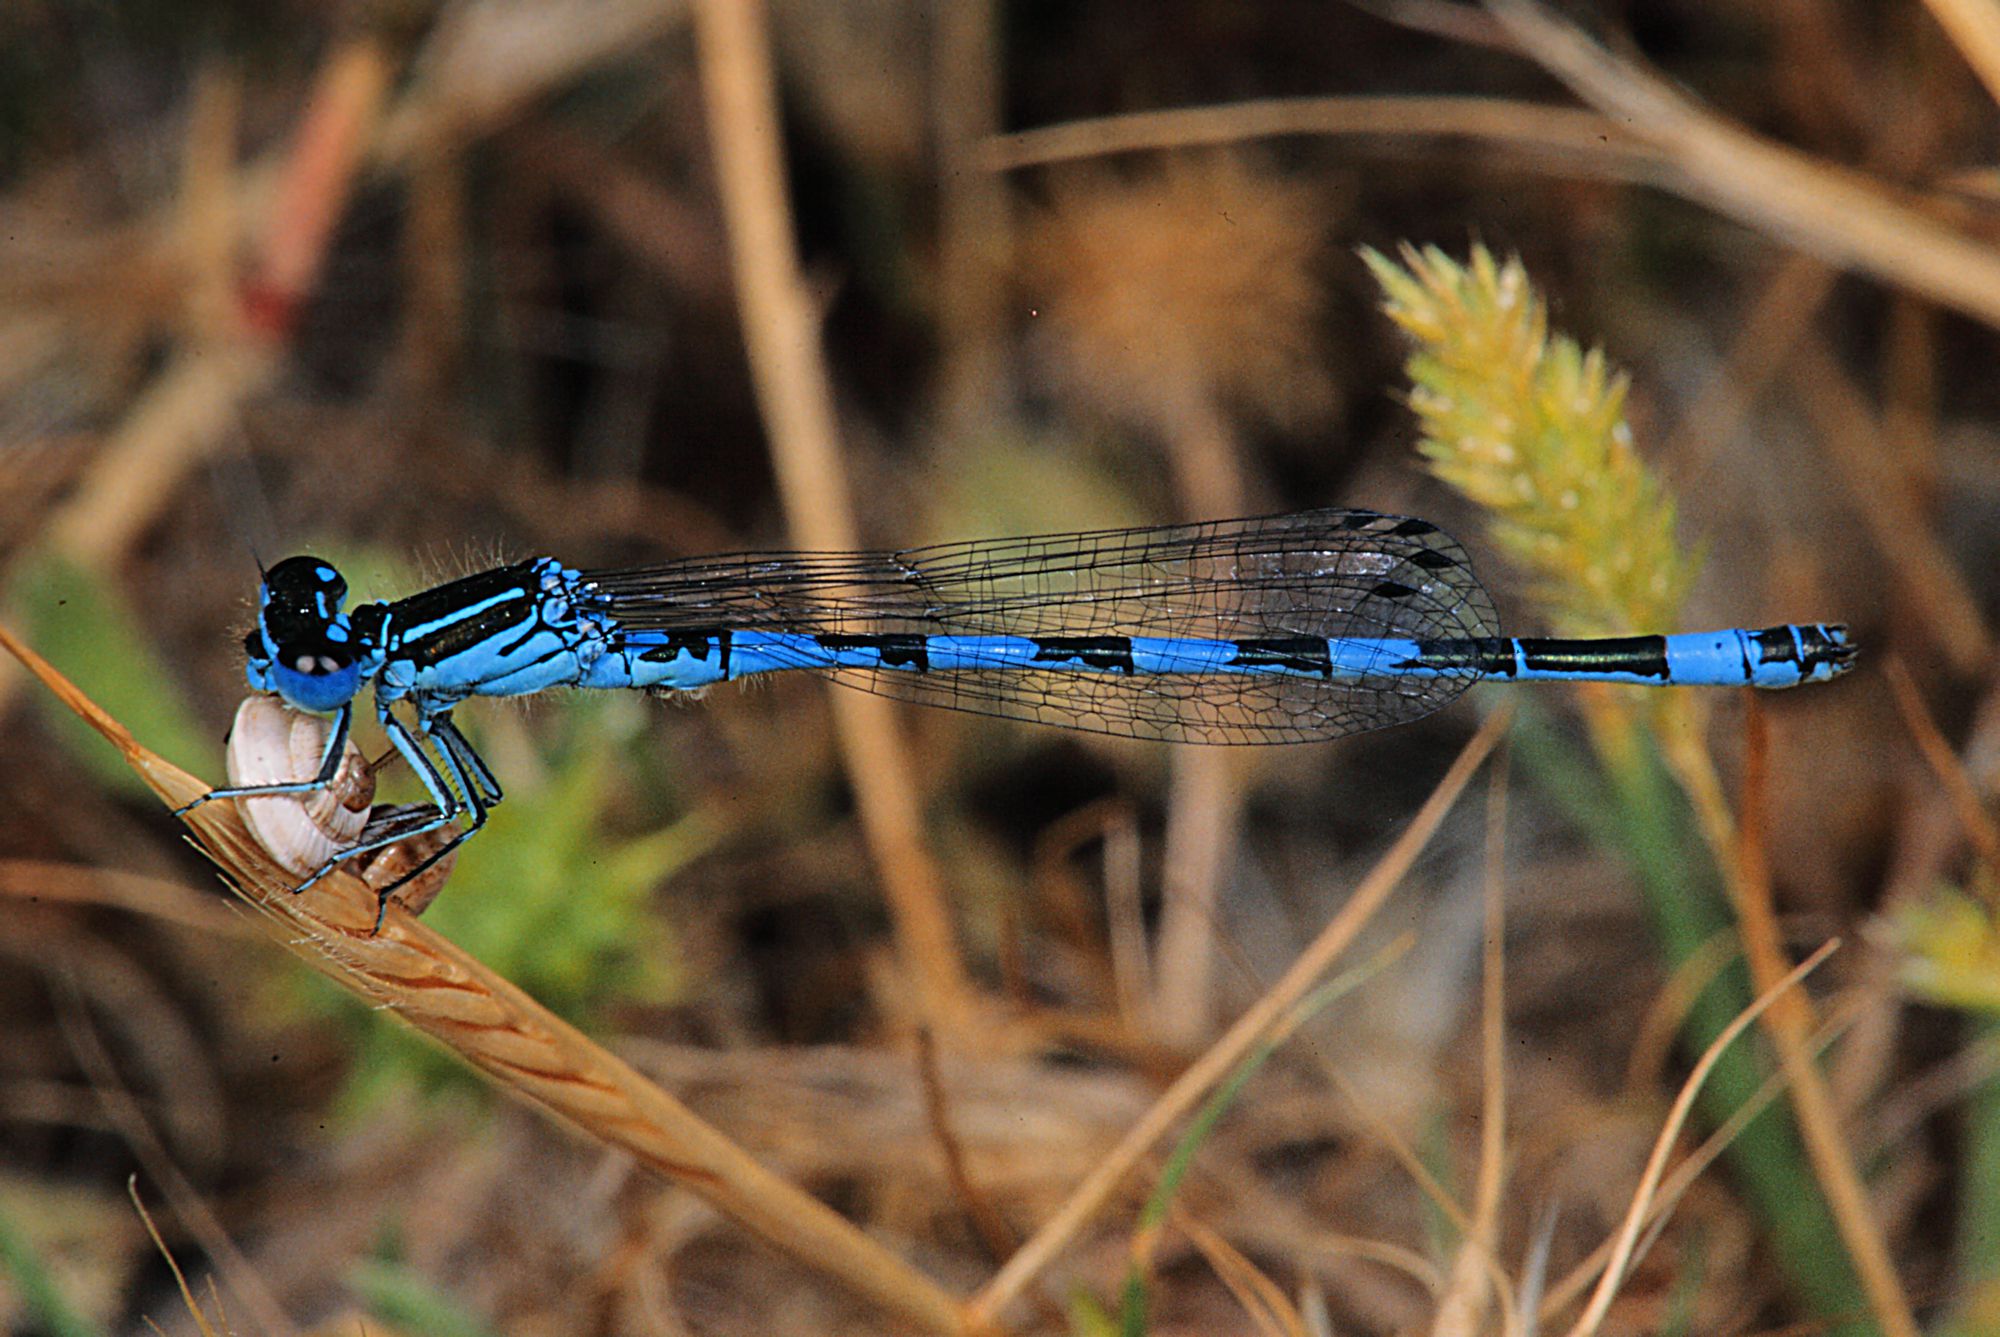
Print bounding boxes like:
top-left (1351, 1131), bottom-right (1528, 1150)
top-left (0, 2), bottom-right (1994, 1334)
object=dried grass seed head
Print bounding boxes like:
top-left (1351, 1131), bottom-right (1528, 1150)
top-left (1023, 152), bottom-right (1334, 435)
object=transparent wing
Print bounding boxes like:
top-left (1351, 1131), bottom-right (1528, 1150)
top-left (576, 508), bottom-right (1499, 744)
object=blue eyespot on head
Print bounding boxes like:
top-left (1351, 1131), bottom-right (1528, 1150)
top-left (249, 556), bottom-right (364, 712)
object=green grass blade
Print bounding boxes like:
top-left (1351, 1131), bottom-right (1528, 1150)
top-left (0, 1197), bottom-right (102, 1337)
top-left (1117, 945), bottom-right (1406, 1333)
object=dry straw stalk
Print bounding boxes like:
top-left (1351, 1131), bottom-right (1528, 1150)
top-left (0, 620), bottom-right (971, 1336)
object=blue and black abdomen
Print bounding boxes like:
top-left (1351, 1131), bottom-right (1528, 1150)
top-left (572, 509), bottom-right (1503, 744)
top-left (566, 509), bottom-right (1853, 744)
top-left (1408, 624), bottom-right (1853, 687)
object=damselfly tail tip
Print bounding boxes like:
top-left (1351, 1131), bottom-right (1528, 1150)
top-left (1806, 623), bottom-right (1857, 683)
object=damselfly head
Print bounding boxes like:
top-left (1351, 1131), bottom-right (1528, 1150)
top-left (251, 555), bottom-right (363, 711)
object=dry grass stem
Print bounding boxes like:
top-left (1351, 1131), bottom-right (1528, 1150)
top-left (179, 65), bottom-right (243, 342)
top-left (1791, 336), bottom-right (1994, 675)
top-left (129, 1178), bottom-right (228, 1337)
top-left (1484, 0), bottom-right (2000, 332)
top-left (1565, 939), bottom-right (1840, 1337)
top-left (1660, 255), bottom-right (1836, 483)
top-left (1727, 707), bottom-right (1920, 1337)
top-left (1868, 1033), bottom-right (2000, 1163)
top-left (248, 39), bottom-right (392, 330)
top-left (1155, 748), bottom-right (1243, 1043)
top-left (1320, 1055), bottom-right (1469, 1239)
top-left (1099, 805), bottom-right (1153, 1031)
top-left (0, 346), bottom-right (274, 759)
top-left (39, 342), bottom-right (275, 570)
top-left (978, 96), bottom-right (1673, 184)
top-left (0, 621), bottom-right (972, 1336)
top-left (932, 0), bottom-right (1009, 426)
top-left (56, 981), bottom-right (298, 1337)
top-left (1541, 1010), bottom-right (1853, 1323)
top-left (378, 0), bottom-right (691, 164)
top-left (1173, 1205), bottom-right (1308, 1337)
top-left (1623, 930), bottom-right (1739, 1097)
top-left (1923, 0), bottom-right (2000, 106)
top-left (967, 707), bottom-right (1511, 1327)
top-left (1349, 0), bottom-right (1513, 49)
top-left (514, 126), bottom-right (732, 310)
top-left (914, 1027), bottom-right (1019, 1266)
top-left (1433, 756), bottom-right (1517, 1337)
top-left (1801, 338), bottom-right (1992, 672)
top-left (0, 860), bottom-right (252, 936)
top-left (1885, 655), bottom-right (2000, 868)
top-left (1302, 1231), bottom-right (1447, 1293)
top-left (1877, 675), bottom-right (2000, 909)
top-left (691, 0), bottom-right (977, 1037)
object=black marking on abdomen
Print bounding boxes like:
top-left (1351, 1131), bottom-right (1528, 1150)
top-left (1406, 548), bottom-right (1457, 570)
top-left (1231, 637), bottom-right (1334, 677)
top-left (1389, 517), bottom-right (1439, 537)
top-left (816, 633), bottom-right (931, 671)
top-left (1402, 635), bottom-right (1674, 680)
top-left (1369, 579), bottom-right (1422, 601)
top-left (1796, 624), bottom-right (1855, 673)
top-left (1748, 627), bottom-right (1801, 666)
top-left (1404, 637), bottom-right (1517, 674)
top-left (636, 628), bottom-right (730, 671)
top-left (1752, 624), bottom-right (1856, 679)
top-left (1032, 635), bottom-right (1136, 674)
top-left (1515, 635), bottom-right (1671, 680)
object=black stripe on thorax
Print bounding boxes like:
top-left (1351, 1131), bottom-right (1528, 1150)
top-left (386, 563), bottom-right (544, 668)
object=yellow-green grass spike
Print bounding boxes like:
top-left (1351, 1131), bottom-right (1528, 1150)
top-left (1363, 244), bottom-right (1696, 637)
top-left (1368, 244), bottom-right (1872, 1334)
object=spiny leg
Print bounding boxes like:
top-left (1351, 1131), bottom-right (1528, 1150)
top-left (174, 703), bottom-right (354, 817)
top-left (357, 712), bottom-right (496, 929)
top-left (293, 704), bottom-right (462, 895)
top-left (434, 714), bottom-right (503, 807)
